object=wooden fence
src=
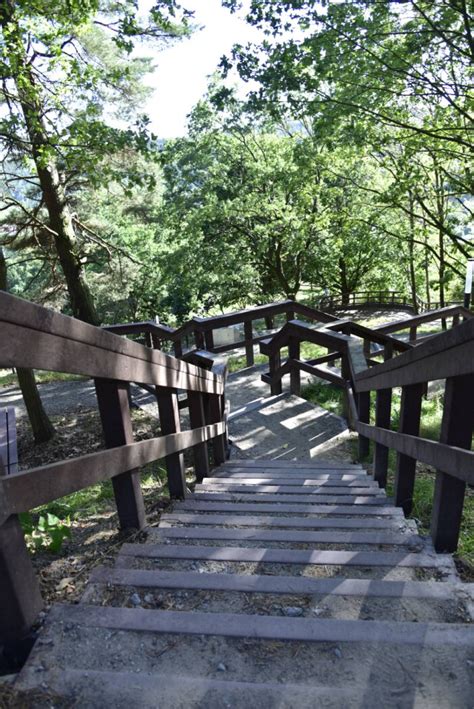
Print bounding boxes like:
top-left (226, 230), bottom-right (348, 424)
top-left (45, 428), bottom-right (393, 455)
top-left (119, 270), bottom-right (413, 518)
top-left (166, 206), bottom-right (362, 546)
top-left (0, 292), bottom-right (228, 646)
top-left (259, 304), bottom-right (474, 555)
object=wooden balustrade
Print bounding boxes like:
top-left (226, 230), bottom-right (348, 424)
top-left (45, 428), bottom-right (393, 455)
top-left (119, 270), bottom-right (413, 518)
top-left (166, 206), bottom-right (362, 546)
top-left (259, 313), bottom-right (474, 555)
top-left (0, 292), bottom-right (228, 649)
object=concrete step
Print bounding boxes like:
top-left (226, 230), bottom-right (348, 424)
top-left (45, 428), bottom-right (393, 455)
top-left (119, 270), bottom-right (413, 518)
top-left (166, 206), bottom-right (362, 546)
top-left (161, 512), bottom-right (413, 531)
top-left (192, 491), bottom-right (391, 505)
top-left (89, 567), bottom-right (460, 600)
top-left (117, 543), bottom-right (451, 570)
top-left (42, 604), bottom-right (474, 646)
top-left (197, 484), bottom-right (384, 497)
top-left (153, 526), bottom-right (423, 549)
top-left (223, 461), bottom-right (364, 469)
top-left (174, 500), bottom-right (404, 516)
top-left (205, 476), bottom-right (378, 487)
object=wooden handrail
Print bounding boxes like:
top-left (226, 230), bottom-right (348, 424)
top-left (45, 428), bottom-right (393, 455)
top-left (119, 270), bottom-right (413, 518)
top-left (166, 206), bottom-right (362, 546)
top-left (259, 311), bottom-right (474, 556)
top-left (0, 292), bottom-right (229, 645)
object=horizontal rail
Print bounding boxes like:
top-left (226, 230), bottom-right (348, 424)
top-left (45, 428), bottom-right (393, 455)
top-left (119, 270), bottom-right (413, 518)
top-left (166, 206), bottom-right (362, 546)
top-left (0, 293), bottom-right (223, 395)
top-left (0, 422), bottom-right (225, 528)
top-left (376, 305), bottom-right (471, 335)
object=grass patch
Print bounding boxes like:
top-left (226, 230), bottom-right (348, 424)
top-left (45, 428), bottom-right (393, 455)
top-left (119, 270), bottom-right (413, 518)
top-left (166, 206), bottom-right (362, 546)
top-left (301, 380), bottom-right (345, 416)
top-left (0, 369), bottom-right (86, 388)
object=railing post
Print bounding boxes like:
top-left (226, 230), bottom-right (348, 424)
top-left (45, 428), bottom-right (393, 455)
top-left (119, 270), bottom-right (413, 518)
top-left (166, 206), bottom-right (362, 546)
top-left (204, 329), bottom-right (214, 351)
top-left (452, 314), bottom-right (460, 328)
top-left (394, 383), bottom-right (424, 514)
top-left (409, 325), bottom-right (417, 343)
top-left (265, 315), bottom-right (274, 330)
top-left (0, 459), bottom-right (44, 661)
top-left (431, 374), bottom-right (474, 552)
top-left (286, 308), bottom-right (295, 322)
top-left (194, 328), bottom-right (205, 350)
top-left (155, 386), bottom-right (188, 498)
top-left (95, 379), bottom-right (146, 529)
top-left (357, 391), bottom-right (370, 459)
top-left (188, 391), bottom-right (210, 482)
top-left (372, 343), bottom-right (393, 488)
top-left (289, 337), bottom-right (301, 396)
top-left (269, 349), bottom-right (282, 396)
top-left (173, 338), bottom-right (183, 358)
top-left (244, 320), bottom-right (254, 367)
top-left (206, 393), bottom-right (226, 465)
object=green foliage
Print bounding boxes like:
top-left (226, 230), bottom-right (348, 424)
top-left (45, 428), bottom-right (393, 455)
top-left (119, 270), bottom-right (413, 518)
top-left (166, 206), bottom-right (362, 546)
top-left (20, 511), bottom-right (72, 553)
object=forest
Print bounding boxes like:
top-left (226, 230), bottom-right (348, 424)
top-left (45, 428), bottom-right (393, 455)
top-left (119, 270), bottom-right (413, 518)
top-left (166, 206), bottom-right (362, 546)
top-left (0, 0), bottom-right (472, 328)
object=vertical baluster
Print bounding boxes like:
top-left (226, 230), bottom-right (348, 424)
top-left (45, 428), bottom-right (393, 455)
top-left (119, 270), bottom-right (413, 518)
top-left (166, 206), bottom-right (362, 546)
top-left (155, 386), bottom-right (187, 498)
top-left (269, 349), bottom-right (282, 395)
top-left (409, 325), bottom-right (417, 343)
top-left (265, 315), bottom-right (274, 330)
top-left (431, 374), bottom-right (474, 552)
top-left (207, 393), bottom-right (226, 464)
top-left (394, 383), bottom-right (424, 514)
top-left (173, 338), bottom-right (183, 358)
top-left (0, 460), bottom-right (44, 655)
top-left (204, 329), bottom-right (214, 351)
top-left (194, 328), bottom-right (205, 350)
top-left (289, 337), bottom-right (301, 396)
top-left (188, 391), bottom-right (210, 482)
top-left (244, 320), bottom-right (254, 367)
top-left (95, 378), bottom-right (146, 528)
top-left (357, 390), bottom-right (370, 459)
top-left (372, 342), bottom-right (393, 488)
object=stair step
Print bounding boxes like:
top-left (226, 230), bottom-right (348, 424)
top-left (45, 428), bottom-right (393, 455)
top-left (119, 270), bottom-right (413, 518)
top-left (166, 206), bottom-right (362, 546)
top-left (89, 567), bottom-right (458, 600)
top-left (161, 513), bottom-right (409, 530)
top-left (155, 526), bottom-right (422, 548)
top-left (46, 604), bottom-right (474, 646)
top-left (174, 501), bottom-right (403, 516)
top-left (223, 461), bottom-right (363, 469)
top-left (17, 668), bottom-right (355, 709)
top-left (190, 493), bottom-right (392, 506)
top-left (197, 485), bottom-right (384, 498)
top-left (217, 468), bottom-right (367, 478)
top-left (118, 544), bottom-right (450, 569)
top-left (206, 476), bottom-right (377, 487)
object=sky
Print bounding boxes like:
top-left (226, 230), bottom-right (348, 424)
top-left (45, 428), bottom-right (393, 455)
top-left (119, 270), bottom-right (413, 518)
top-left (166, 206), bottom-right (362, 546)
top-left (140, 0), bottom-right (262, 139)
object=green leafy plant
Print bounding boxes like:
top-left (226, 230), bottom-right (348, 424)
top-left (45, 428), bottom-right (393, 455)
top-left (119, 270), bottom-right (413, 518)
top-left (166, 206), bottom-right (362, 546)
top-left (20, 511), bottom-right (72, 553)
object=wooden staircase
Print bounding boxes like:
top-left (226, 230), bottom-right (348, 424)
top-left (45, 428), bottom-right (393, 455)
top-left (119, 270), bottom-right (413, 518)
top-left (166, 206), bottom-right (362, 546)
top-left (16, 459), bottom-right (474, 708)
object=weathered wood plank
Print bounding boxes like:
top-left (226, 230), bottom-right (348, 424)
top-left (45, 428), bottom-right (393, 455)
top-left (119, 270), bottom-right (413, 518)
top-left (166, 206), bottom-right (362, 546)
top-left (48, 604), bottom-right (474, 646)
top-left (0, 422), bottom-right (225, 525)
top-left (394, 383), bottom-right (424, 514)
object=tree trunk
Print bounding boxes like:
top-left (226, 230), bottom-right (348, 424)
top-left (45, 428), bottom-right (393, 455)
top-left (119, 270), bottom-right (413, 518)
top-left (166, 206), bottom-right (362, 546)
top-left (338, 257), bottom-right (350, 306)
top-left (16, 368), bottom-right (56, 443)
top-left (0, 248), bottom-right (55, 443)
top-left (408, 193), bottom-right (419, 314)
top-left (1, 1), bottom-right (99, 326)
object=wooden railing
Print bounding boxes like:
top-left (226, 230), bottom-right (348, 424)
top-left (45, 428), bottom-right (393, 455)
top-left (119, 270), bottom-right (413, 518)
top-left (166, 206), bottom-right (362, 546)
top-left (313, 291), bottom-right (413, 311)
top-left (374, 304), bottom-right (471, 343)
top-left (0, 292), bottom-right (228, 647)
top-left (260, 313), bottom-right (474, 556)
top-left (106, 300), bottom-right (337, 368)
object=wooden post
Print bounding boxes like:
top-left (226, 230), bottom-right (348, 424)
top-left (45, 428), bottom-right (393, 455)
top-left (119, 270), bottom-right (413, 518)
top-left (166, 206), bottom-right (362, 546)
top-left (357, 391), bottom-right (370, 459)
top-left (194, 328), bottom-right (205, 350)
top-left (288, 337), bottom-right (301, 396)
top-left (155, 386), bottom-right (187, 498)
top-left (95, 379), bottom-right (146, 529)
top-left (244, 320), bottom-right (254, 367)
top-left (187, 391), bottom-right (210, 482)
top-left (207, 393), bottom-right (226, 465)
top-left (431, 374), bottom-right (474, 552)
top-left (265, 316), bottom-right (274, 330)
top-left (269, 349), bottom-right (282, 396)
top-left (151, 332), bottom-right (161, 351)
top-left (394, 383), bottom-right (424, 514)
top-left (409, 325), bottom-right (417, 343)
top-left (286, 309), bottom-right (295, 322)
top-left (173, 339), bottom-right (183, 358)
top-left (452, 314), bottom-right (460, 328)
top-left (0, 460), bottom-right (44, 656)
top-left (204, 329), bottom-right (214, 352)
top-left (373, 343), bottom-right (393, 488)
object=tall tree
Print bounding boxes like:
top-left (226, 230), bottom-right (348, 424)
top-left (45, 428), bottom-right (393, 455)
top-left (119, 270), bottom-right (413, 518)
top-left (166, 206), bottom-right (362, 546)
top-left (0, 0), bottom-right (190, 323)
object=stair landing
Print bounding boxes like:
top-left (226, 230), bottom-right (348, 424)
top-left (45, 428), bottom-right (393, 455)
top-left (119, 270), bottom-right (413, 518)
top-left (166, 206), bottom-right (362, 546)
top-left (15, 459), bottom-right (474, 708)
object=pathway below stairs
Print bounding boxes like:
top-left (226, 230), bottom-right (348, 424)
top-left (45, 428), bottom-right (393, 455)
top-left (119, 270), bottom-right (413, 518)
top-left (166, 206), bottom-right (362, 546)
top-left (16, 457), bottom-right (474, 708)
